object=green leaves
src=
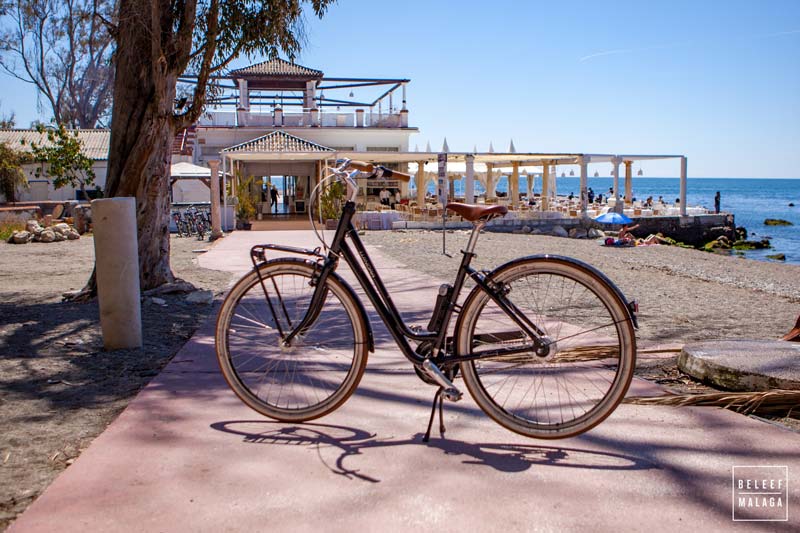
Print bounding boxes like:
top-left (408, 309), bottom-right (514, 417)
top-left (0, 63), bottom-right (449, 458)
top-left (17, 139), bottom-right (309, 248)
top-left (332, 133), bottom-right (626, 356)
top-left (27, 123), bottom-right (95, 193)
top-left (0, 141), bottom-right (30, 202)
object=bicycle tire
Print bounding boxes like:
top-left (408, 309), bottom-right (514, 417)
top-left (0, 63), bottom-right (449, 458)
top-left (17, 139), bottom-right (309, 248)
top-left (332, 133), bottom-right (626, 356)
top-left (456, 257), bottom-right (636, 439)
top-left (216, 260), bottom-right (369, 422)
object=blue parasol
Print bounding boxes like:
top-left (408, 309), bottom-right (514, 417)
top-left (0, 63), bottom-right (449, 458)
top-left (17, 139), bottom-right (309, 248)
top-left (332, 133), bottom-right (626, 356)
top-left (594, 212), bottom-right (633, 224)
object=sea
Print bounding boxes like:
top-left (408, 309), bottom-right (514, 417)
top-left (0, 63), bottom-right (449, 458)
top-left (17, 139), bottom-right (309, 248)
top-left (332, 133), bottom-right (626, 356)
top-left (416, 177), bottom-right (800, 265)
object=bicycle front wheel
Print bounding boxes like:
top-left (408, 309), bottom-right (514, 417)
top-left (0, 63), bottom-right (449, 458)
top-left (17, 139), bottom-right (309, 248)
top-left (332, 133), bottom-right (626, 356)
top-left (216, 260), bottom-right (369, 422)
top-left (456, 257), bottom-right (636, 439)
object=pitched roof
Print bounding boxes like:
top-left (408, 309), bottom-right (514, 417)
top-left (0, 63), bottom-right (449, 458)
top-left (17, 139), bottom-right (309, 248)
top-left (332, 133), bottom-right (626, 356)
top-left (230, 58), bottom-right (323, 79)
top-left (223, 131), bottom-right (333, 153)
top-left (0, 129), bottom-right (110, 160)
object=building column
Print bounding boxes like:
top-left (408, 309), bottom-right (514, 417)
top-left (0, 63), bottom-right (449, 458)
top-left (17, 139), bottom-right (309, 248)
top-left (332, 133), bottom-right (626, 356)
top-left (526, 171), bottom-right (533, 200)
top-left (624, 160), bottom-right (633, 205)
top-left (238, 79), bottom-right (249, 110)
top-left (208, 160), bottom-right (223, 239)
top-left (486, 163), bottom-right (496, 199)
top-left (612, 157), bottom-right (621, 213)
top-left (510, 162), bottom-right (520, 206)
top-left (680, 156), bottom-right (687, 216)
top-left (579, 156), bottom-right (588, 215)
top-left (416, 161), bottom-right (426, 206)
top-left (465, 154), bottom-right (475, 204)
top-left (541, 161), bottom-right (550, 211)
top-left (222, 155), bottom-right (228, 231)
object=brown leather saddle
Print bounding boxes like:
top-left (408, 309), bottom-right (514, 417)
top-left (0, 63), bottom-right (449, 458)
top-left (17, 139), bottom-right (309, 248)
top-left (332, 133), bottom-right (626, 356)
top-left (445, 202), bottom-right (508, 222)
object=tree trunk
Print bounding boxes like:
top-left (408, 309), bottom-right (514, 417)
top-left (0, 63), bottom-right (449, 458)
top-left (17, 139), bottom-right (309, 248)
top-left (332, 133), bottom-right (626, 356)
top-left (81, 0), bottom-right (179, 295)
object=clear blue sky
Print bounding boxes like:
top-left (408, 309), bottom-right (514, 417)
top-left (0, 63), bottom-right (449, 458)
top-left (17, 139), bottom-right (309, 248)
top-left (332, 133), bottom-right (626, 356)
top-left (2, 0), bottom-right (798, 177)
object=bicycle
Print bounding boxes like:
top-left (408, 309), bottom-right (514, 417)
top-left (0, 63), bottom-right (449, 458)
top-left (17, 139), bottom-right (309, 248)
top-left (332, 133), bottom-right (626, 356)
top-left (215, 159), bottom-right (638, 440)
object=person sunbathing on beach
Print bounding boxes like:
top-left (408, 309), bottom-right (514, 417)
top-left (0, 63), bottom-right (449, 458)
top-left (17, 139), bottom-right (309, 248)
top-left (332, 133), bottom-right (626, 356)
top-left (618, 224), bottom-right (663, 246)
top-left (618, 224), bottom-right (638, 244)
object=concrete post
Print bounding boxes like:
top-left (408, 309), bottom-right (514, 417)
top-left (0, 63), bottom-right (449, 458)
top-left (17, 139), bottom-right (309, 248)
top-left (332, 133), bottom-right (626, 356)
top-left (680, 156), bottom-right (688, 216)
top-left (208, 160), bottom-right (223, 239)
top-left (416, 161), bottom-right (426, 206)
top-left (541, 162), bottom-right (550, 211)
top-left (355, 109), bottom-right (364, 127)
top-left (612, 157), bottom-right (621, 213)
top-left (465, 154), bottom-right (475, 204)
top-left (510, 162), bottom-right (520, 206)
top-left (579, 156), bottom-right (588, 215)
top-left (624, 160), bottom-right (633, 205)
top-left (92, 197), bottom-right (142, 350)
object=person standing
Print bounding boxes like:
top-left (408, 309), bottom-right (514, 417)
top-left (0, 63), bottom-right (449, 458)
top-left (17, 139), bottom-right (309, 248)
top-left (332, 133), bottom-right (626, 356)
top-left (714, 191), bottom-right (721, 214)
top-left (587, 187), bottom-right (595, 204)
top-left (270, 185), bottom-right (278, 213)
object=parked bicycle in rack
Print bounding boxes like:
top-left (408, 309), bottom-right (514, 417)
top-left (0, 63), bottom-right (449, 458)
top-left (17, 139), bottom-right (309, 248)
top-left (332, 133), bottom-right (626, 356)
top-left (215, 159), bottom-right (639, 441)
top-left (171, 205), bottom-right (211, 240)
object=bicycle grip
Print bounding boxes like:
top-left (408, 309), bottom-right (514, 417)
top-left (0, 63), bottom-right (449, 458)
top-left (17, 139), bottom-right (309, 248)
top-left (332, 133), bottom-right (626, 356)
top-left (348, 160), bottom-right (374, 173)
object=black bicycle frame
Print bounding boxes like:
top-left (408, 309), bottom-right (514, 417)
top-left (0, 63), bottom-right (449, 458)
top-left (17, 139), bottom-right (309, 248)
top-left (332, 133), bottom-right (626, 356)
top-left (278, 201), bottom-right (546, 368)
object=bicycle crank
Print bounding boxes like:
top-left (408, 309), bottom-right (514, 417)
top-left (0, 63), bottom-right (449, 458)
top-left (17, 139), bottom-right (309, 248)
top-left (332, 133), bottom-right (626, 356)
top-left (421, 359), bottom-right (462, 402)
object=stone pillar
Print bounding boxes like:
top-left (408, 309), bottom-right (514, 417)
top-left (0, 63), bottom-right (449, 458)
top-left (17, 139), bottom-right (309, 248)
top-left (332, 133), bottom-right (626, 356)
top-left (274, 107), bottom-right (283, 127)
top-left (416, 161), bottom-right (426, 206)
top-left (510, 162), bottom-right (520, 206)
top-left (624, 160), bottom-right (633, 205)
top-left (238, 79), bottom-right (249, 110)
top-left (208, 160), bottom-right (223, 239)
top-left (400, 109), bottom-right (408, 127)
top-left (526, 172), bottom-right (533, 200)
top-left (541, 162), bottom-right (550, 211)
top-left (680, 156), bottom-right (688, 216)
top-left (356, 108), bottom-right (364, 127)
top-left (305, 80), bottom-right (316, 109)
top-left (579, 156), bottom-right (588, 215)
top-left (465, 154), bottom-right (475, 204)
top-left (310, 108), bottom-right (319, 127)
top-left (486, 163), bottom-right (496, 199)
top-left (92, 197), bottom-right (142, 350)
top-left (612, 157), bottom-right (621, 213)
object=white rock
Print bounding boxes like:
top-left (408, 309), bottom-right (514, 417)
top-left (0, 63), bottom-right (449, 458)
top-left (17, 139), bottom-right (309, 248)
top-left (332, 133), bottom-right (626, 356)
top-left (66, 230), bottom-right (80, 240)
top-left (186, 290), bottom-right (214, 305)
top-left (588, 228), bottom-right (606, 238)
top-left (11, 230), bottom-right (33, 244)
top-left (53, 231), bottom-right (67, 242)
top-left (25, 220), bottom-right (42, 233)
top-left (150, 297), bottom-right (167, 306)
top-left (39, 229), bottom-right (56, 243)
top-left (52, 223), bottom-right (71, 235)
top-left (551, 225), bottom-right (569, 238)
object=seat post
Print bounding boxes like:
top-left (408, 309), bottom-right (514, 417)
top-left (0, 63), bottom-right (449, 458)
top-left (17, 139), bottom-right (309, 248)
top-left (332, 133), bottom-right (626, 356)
top-left (465, 220), bottom-right (487, 255)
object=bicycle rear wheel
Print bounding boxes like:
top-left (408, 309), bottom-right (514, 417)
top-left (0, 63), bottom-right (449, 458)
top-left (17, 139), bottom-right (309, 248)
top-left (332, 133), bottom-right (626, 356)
top-left (216, 260), bottom-right (369, 422)
top-left (456, 257), bottom-right (636, 439)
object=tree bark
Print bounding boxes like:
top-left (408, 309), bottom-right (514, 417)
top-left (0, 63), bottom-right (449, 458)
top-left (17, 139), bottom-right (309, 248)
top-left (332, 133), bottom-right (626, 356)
top-left (97, 0), bottom-right (178, 292)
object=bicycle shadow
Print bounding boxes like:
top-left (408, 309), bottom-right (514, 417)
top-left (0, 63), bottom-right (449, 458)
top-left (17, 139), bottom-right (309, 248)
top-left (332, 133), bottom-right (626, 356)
top-left (210, 420), bottom-right (656, 483)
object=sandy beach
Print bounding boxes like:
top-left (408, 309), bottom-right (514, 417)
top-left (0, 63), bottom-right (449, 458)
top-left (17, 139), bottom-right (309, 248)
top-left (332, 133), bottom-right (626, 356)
top-left (361, 230), bottom-right (800, 345)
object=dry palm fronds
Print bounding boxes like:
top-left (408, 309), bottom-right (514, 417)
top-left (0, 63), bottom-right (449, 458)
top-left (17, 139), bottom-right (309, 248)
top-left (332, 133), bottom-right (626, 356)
top-left (625, 390), bottom-right (800, 417)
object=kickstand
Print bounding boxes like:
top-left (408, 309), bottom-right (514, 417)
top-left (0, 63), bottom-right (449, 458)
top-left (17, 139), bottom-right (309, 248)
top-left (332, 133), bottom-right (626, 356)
top-left (423, 387), bottom-right (447, 442)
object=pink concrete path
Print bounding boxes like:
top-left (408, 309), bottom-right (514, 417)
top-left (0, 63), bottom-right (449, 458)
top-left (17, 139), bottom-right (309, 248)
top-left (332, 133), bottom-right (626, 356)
top-left (10, 231), bottom-right (800, 532)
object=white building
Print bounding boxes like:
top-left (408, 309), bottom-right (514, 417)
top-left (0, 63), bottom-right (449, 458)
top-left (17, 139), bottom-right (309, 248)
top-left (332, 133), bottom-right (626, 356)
top-left (0, 129), bottom-right (109, 202)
